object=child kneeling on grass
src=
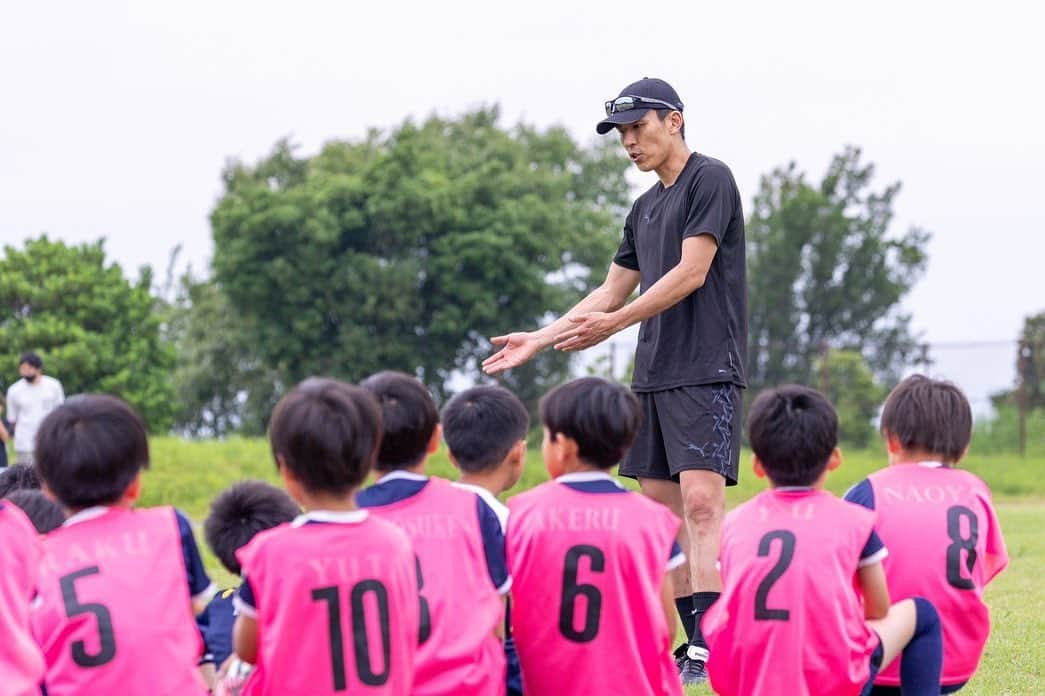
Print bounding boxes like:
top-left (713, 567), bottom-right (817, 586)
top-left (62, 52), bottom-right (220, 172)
top-left (506, 377), bottom-right (685, 696)
top-left (442, 385), bottom-right (529, 696)
top-left (200, 480), bottom-right (300, 694)
top-left (0, 495), bottom-right (45, 696)
top-left (845, 375), bottom-right (1008, 694)
top-left (703, 385), bottom-right (943, 696)
top-left (233, 378), bottom-right (421, 695)
top-left (32, 395), bottom-right (215, 695)
top-left (358, 371), bottom-right (510, 696)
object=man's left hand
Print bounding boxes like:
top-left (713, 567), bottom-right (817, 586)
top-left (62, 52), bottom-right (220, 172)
top-left (553, 312), bottom-right (622, 352)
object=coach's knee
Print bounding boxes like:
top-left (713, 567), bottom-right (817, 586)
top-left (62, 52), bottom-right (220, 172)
top-left (681, 481), bottom-right (724, 530)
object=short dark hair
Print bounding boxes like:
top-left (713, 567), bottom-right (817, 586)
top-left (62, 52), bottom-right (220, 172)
top-left (204, 480), bottom-right (300, 575)
top-left (655, 109), bottom-right (686, 140)
top-left (540, 377), bottom-right (641, 469)
top-left (19, 352), bottom-right (43, 369)
top-left (0, 465), bottom-right (41, 498)
top-left (360, 371), bottom-right (439, 472)
top-left (35, 395), bottom-right (150, 509)
top-left (442, 386), bottom-right (529, 473)
top-left (748, 385), bottom-right (838, 487)
top-left (269, 378), bottom-right (383, 496)
top-left (6, 490), bottom-right (65, 534)
top-left (879, 374), bottom-right (972, 464)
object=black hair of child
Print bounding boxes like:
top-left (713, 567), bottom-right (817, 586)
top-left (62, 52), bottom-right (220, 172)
top-left (879, 374), bottom-right (973, 464)
top-left (540, 377), bottom-right (641, 469)
top-left (6, 490), bottom-right (65, 534)
top-left (269, 378), bottom-right (384, 496)
top-left (442, 385), bottom-right (530, 474)
top-left (0, 465), bottom-right (41, 498)
top-left (204, 480), bottom-right (300, 575)
top-left (35, 394), bottom-right (150, 509)
top-left (360, 371), bottom-right (439, 472)
top-left (747, 384), bottom-right (838, 487)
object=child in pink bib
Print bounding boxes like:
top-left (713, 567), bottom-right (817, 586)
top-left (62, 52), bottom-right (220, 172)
top-left (845, 375), bottom-right (1008, 694)
top-left (703, 385), bottom-right (943, 696)
top-left (359, 372), bottom-right (509, 696)
top-left (0, 501), bottom-right (45, 696)
top-left (233, 378), bottom-right (420, 695)
top-left (30, 395), bottom-right (211, 696)
top-left (507, 377), bottom-right (684, 696)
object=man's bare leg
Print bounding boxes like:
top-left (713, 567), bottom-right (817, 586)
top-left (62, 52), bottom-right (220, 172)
top-left (639, 477), bottom-right (693, 646)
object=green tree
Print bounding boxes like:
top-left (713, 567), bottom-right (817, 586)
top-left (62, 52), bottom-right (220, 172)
top-left (747, 146), bottom-right (929, 396)
top-left (813, 349), bottom-right (887, 447)
top-left (166, 276), bottom-right (280, 436)
top-left (1017, 310), bottom-right (1044, 411)
top-left (210, 108), bottom-right (630, 406)
top-left (0, 237), bottom-right (175, 431)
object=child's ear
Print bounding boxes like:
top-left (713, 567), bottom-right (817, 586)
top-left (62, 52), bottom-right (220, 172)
top-left (121, 472), bottom-right (143, 505)
top-left (510, 440), bottom-right (527, 466)
top-left (883, 431), bottom-right (903, 455)
top-left (426, 424), bottom-right (442, 455)
top-left (826, 447), bottom-right (842, 472)
top-left (277, 456), bottom-right (305, 506)
top-left (752, 455), bottom-right (767, 479)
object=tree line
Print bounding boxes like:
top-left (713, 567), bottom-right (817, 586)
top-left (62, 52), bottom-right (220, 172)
top-left (3, 108), bottom-right (1035, 441)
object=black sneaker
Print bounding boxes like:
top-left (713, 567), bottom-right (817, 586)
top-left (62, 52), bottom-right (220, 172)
top-left (673, 643), bottom-right (688, 672)
top-left (679, 646), bottom-right (709, 686)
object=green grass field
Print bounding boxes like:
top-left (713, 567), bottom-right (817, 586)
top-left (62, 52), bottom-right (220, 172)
top-left (138, 438), bottom-right (1043, 694)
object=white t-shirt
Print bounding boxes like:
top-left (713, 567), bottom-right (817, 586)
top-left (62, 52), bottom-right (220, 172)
top-left (6, 376), bottom-right (65, 454)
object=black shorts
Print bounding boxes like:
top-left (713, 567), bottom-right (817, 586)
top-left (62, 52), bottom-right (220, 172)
top-left (618, 383), bottom-right (742, 486)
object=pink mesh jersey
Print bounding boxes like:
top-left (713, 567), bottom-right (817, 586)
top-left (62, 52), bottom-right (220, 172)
top-left (0, 502), bottom-right (45, 696)
top-left (237, 512), bottom-right (420, 695)
top-left (868, 463), bottom-right (1008, 686)
top-left (703, 489), bottom-right (880, 696)
top-left (31, 506), bottom-right (206, 696)
top-left (506, 480), bottom-right (683, 696)
top-left (365, 477), bottom-right (506, 696)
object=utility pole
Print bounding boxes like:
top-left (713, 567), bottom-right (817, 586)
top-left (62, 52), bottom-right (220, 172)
top-left (1017, 339), bottom-right (1030, 458)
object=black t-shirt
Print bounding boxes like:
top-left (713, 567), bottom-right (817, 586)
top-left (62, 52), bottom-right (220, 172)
top-left (613, 152), bottom-right (747, 392)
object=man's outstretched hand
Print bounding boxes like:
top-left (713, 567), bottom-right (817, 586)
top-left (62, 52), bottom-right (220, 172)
top-left (552, 312), bottom-right (621, 352)
top-left (482, 332), bottom-right (544, 375)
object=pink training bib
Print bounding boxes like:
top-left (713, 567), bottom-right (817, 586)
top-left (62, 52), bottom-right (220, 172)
top-left (32, 506), bottom-right (206, 696)
top-left (366, 478), bottom-right (506, 696)
top-left (869, 464), bottom-right (1008, 685)
top-left (507, 481), bottom-right (682, 696)
top-left (238, 514), bottom-right (420, 696)
top-left (703, 489), bottom-right (879, 696)
top-left (0, 502), bottom-right (46, 696)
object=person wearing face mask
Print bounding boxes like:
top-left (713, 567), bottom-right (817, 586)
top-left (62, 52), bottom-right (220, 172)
top-left (5, 353), bottom-right (64, 466)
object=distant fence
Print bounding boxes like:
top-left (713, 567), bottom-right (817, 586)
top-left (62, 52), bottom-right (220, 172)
top-left (586, 333), bottom-right (1036, 454)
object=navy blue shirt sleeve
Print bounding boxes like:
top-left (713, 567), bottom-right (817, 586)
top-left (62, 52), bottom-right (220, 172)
top-left (235, 577), bottom-right (256, 612)
top-left (175, 509), bottom-right (213, 599)
top-left (860, 530), bottom-right (887, 565)
top-left (844, 479), bottom-right (876, 511)
top-left (476, 497), bottom-right (510, 593)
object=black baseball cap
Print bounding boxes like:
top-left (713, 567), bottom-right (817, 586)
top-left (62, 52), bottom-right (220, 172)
top-left (596, 77), bottom-right (684, 135)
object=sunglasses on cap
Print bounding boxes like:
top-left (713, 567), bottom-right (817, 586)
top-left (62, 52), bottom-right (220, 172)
top-left (604, 95), bottom-right (683, 116)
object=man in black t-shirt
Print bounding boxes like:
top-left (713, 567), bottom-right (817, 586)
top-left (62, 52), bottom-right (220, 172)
top-left (483, 77), bottom-right (746, 685)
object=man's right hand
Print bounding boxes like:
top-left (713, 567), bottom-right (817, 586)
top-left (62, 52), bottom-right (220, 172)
top-left (482, 332), bottom-right (544, 375)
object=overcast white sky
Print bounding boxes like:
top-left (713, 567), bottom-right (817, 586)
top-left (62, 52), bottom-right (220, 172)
top-left (2, 0), bottom-right (1042, 411)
